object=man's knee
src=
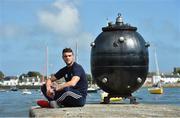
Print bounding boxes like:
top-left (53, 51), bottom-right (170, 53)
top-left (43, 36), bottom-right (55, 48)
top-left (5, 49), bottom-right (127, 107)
top-left (41, 84), bottom-right (46, 93)
top-left (63, 87), bottom-right (70, 92)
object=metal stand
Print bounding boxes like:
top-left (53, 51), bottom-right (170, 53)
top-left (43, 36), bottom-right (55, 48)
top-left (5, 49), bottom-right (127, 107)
top-left (128, 96), bottom-right (138, 104)
top-left (101, 94), bottom-right (138, 104)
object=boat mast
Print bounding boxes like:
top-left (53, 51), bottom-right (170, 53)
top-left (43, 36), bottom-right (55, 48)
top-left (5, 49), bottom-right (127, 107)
top-left (75, 41), bottom-right (78, 62)
top-left (46, 46), bottom-right (49, 79)
top-left (152, 46), bottom-right (162, 86)
top-left (154, 47), bottom-right (160, 76)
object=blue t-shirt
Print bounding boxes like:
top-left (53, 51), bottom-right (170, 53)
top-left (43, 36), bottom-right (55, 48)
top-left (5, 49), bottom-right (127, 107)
top-left (54, 62), bottom-right (88, 97)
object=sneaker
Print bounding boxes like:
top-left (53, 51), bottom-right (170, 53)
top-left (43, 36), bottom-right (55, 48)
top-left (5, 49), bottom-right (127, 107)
top-left (49, 101), bottom-right (59, 108)
top-left (36, 99), bottom-right (51, 108)
top-left (57, 102), bottom-right (64, 108)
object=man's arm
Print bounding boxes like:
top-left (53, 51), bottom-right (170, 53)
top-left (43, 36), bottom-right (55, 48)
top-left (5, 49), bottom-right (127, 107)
top-left (56, 76), bottom-right (80, 91)
top-left (46, 75), bottom-right (57, 89)
top-left (46, 75), bottom-right (57, 97)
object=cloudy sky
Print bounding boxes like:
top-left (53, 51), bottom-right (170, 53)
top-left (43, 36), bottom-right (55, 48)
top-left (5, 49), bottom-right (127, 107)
top-left (0, 0), bottom-right (179, 76)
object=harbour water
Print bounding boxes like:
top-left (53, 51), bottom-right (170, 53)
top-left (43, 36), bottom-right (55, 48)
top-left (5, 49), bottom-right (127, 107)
top-left (0, 87), bottom-right (180, 117)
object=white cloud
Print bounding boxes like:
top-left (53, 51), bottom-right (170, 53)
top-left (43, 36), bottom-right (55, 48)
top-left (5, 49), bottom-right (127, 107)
top-left (38, 0), bottom-right (80, 36)
top-left (37, 0), bottom-right (94, 73)
top-left (0, 25), bottom-right (21, 39)
top-left (38, 0), bottom-right (94, 55)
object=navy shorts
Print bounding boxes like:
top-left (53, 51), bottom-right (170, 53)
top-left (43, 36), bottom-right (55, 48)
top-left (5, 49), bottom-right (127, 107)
top-left (41, 84), bottom-right (86, 107)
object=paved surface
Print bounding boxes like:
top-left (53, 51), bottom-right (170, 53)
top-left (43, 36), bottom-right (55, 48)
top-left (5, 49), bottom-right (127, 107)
top-left (29, 104), bottom-right (180, 118)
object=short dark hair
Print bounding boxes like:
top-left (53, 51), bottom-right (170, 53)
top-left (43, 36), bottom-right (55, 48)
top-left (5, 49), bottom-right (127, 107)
top-left (62, 48), bottom-right (73, 55)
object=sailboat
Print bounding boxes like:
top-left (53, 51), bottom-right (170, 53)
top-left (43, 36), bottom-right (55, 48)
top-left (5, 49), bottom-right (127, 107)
top-left (148, 47), bottom-right (163, 94)
top-left (148, 75), bottom-right (163, 94)
top-left (87, 86), bottom-right (98, 93)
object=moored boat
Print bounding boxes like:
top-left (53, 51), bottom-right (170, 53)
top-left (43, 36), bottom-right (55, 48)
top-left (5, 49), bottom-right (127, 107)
top-left (148, 47), bottom-right (163, 94)
top-left (0, 89), bottom-right (6, 92)
top-left (87, 87), bottom-right (98, 93)
top-left (22, 89), bottom-right (32, 94)
top-left (148, 76), bottom-right (164, 94)
top-left (148, 87), bottom-right (163, 94)
top-left (10, 86), bottom-right (18, 91)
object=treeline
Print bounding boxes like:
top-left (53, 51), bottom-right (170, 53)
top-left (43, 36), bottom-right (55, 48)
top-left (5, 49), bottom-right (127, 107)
top-left (0, 71), bottom-right (5, 79)
top-left (0, 71), bottom-right (44, 80)
top-left (0, 70), bottom-right (95, 84)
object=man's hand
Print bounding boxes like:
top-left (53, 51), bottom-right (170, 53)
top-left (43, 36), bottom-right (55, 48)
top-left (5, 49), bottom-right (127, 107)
top-left (46, 87), bottom-right (55, 98)
top-left (46, 80), bottom-right (54, 98)
top-left (51, 82), bottom-right (64, 91)
top-left (45, 75), bottom-right (57, 98)
top-left (55, 84), bottom-right (64, 91)
top-left (53, 76), bottom-right (80, 91)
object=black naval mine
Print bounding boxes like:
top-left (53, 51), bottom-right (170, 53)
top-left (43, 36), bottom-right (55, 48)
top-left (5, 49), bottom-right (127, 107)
top-left (90, 13), bottom-right (150, 104)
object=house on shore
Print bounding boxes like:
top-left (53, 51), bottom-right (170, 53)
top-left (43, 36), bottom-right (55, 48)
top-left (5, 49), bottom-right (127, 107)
top-left (144, 73), bottom-right (180, 86)
top-left (0, 76), bottom-right (18, 86)
top-left (0, 76), bottom-right (42, 86)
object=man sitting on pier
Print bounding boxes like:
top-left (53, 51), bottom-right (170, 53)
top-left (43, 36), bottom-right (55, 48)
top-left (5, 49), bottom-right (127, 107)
top-left (38, 48), bottom-right (88, 108)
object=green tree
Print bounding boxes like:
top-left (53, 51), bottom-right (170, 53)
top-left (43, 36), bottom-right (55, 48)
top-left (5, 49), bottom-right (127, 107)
top-left (19, 73), bottom-right (28, 82)
top-left (27, 71), bottom-right (42, 77)
top-left (148, 72), bottom-right (156, 76)
top-left (0, 71), bottom-right (5, 79)
top-left (176, 71), bottom-right (180, 74)
top-left (177, 70), bottom-right (180, 74)
top-left (86, 73), bottom-right (96, 84)
top-left (86, 73), bottom-right (91, 84)
top-left (174, 67), bottom-right (180, 74)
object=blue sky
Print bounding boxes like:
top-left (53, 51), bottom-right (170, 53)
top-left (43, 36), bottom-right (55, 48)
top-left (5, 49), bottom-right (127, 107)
top-left (0, 0), bottom-right (179, 76)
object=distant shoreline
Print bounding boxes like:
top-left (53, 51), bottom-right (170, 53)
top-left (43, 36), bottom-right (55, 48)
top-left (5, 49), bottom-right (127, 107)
top-left (143, 83), bottom-right (180, 88)
top-left (0, 83), bottom-right (180, 90)
top-left (0, 85), bottom-right (41, 90)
